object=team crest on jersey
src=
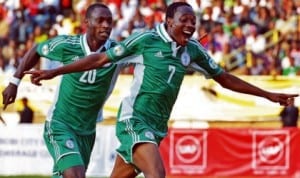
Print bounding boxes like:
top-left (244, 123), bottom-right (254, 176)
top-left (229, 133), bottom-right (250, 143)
top-left (65, 139), bottom-right (74, 149)
top-left (181, 52), bottom-right (190, 66)
top-left (41, 44), bottom-right (49, 55)
top-left (145, 131), bottom-right (155, 140)
top-left (208, 58), bottom-right (218, 69)
top-left (113, 45), bottom-right (124, 56)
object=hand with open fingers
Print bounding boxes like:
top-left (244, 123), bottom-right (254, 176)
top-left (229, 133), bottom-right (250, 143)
top-left (24, 70), bottom-right (56, 86)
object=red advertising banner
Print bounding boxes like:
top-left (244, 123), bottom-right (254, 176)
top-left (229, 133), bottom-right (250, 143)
top-left (159, 128), bottom-right (300, 177)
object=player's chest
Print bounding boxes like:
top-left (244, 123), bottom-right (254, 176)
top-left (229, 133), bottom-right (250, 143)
top-left (142, 45), bottom-right (191, 70)
top-left (68, 65), bottom-right (116, 84)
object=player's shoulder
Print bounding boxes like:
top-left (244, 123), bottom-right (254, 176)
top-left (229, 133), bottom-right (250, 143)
top-left (64, 34), bottom-right (81, 44)
top-left (187, 38), bottom-right (207, 54)
top-left (143, 29), bottom-right (159, 39)
top-left (188, 38), bottom-right (202, 47)
top-left (122, 30), bottom-right (158, 48)
top-left (38, 35), bottom-right (82, 53)
top-left (51, 34), bottom-right (78, 40)
top-left (128, 30), bottom-right (157, 41)
top-left (46, 34), bottom-right (81, 46)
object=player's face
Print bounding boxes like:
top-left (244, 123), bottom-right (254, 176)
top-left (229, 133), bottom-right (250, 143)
top-left (86, 7), bottom-right (113, 43)
top-left (168, 5), bottom-right (196, 46)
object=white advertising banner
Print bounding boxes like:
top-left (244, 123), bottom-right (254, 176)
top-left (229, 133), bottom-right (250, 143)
top-left (0, 124), bottom-right (119, 177)
top-left (0, 124), bottom-right (52, 175)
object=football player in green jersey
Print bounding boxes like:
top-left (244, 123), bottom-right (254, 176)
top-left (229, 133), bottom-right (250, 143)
top-left (2, 3), bottom-right (134, 178)
top-left (24, 2), bottom-right (298, 178)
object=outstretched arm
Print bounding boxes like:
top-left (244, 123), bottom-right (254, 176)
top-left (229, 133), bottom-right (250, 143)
top-left (213, 72), bottom-right (298, 106)
top-left (2, 45), bottom-right (40, 109)
top-left (24, 52), bottom-right (109, 85)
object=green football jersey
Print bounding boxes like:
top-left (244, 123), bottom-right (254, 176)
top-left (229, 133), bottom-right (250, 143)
top-left (106, 23), bottom-right (223, 137)
top-left (37, 34), bottom-right (120, 135)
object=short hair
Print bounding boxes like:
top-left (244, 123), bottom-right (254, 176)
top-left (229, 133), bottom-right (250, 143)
top-left (22, 97), bottom-right (28, 103)
top-left (85, 3), bottom-right (110, 19)
top-left (165, 2), bottom-right (192, 20)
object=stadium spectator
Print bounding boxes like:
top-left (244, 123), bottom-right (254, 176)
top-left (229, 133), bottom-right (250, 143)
top-left (265, 47), bottom-right (282, 76)
top-left (0, 4), bottom-right (9, 47)
top-left (230, 26), bottom-right (246, 51)
top-left (221, 43), bottom-right (232, 69)
top-left (2, 39), bottom-right (17, 75)
top-left (61, 10), bottom-right (80, 35)
top-left (280, 97), bottom-right (299, 127)
top-left (24, 2), bottom-right (299, 178)
top-left (281, 46), bottom-right (300, 76)
top-left (33, 25), bottom-right (48, 44)
top-left (236, 4), bottom-right (252, 26)
top-left (229, 26), bottom-right (246, 69)
top-left (2, 39), bottom-right (16, 64)
top-left (18, 97), bottom-right (34, 123)
top-left (222, 12), bottom-right (238, 36)
top-left (246, 54), bottom-right (265, 75)
top-left (251, 6), bottom-right (271, 34)
top-left (51, 14), bottom-right (67, 35)
top-left (127, 7), bottom-right (147, 35)
top-left (110, 0), bottom-right (138, 41)
top-left (207, 41), bottom-right (223, 66)
top-left (0, 54), bottom-right (5, 74)
top-left (290, 40), bottom-right (300, 67)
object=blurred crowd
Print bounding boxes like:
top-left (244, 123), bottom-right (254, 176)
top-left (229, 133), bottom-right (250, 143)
top-left (0, 0), bottom-right (299, 75)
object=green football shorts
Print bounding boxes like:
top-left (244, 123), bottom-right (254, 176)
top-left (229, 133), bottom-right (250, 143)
top-left (116, 117), bottom-right (165, 164)
top-left (43, 120), bottom-right (95, 177)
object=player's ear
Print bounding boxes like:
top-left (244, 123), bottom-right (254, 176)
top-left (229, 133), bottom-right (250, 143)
top-left (84, 18), bottom-right (89, 26)
top-left (166, 18), bottom-right (173, 28)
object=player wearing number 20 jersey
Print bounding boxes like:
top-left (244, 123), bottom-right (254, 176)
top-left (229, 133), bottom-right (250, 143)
top-left (105, 23), bottom-right (223, 163)
top-left (2, 3), bottom-right (129, 177)
top-left (37, 34), bottom-right (120, 135)
top-left (36, 34), bottom-right (122, 176)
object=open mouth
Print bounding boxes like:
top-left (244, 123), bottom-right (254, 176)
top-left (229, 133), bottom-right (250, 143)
top-left (101, 31), bottom-right (110, 35)
top-left (99, 31), bottom-right (110, 38)
top-left (183, 30), bottom-right (193, 39)
top-left (181, 30), bottom-right (193, 43)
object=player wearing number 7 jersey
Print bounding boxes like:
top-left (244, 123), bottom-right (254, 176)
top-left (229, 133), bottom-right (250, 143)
top-left (24, 2), bottom-right (298, 178)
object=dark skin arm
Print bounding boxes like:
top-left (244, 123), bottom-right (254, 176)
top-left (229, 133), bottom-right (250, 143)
top-left (2, 45), bottom-right (40, 109)
top-left (24, 45), bottom-right (298, 107)
top-left (24, 52), bottom-right (109, 85)
top-left (213, 72), bottom-right (298, 106)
